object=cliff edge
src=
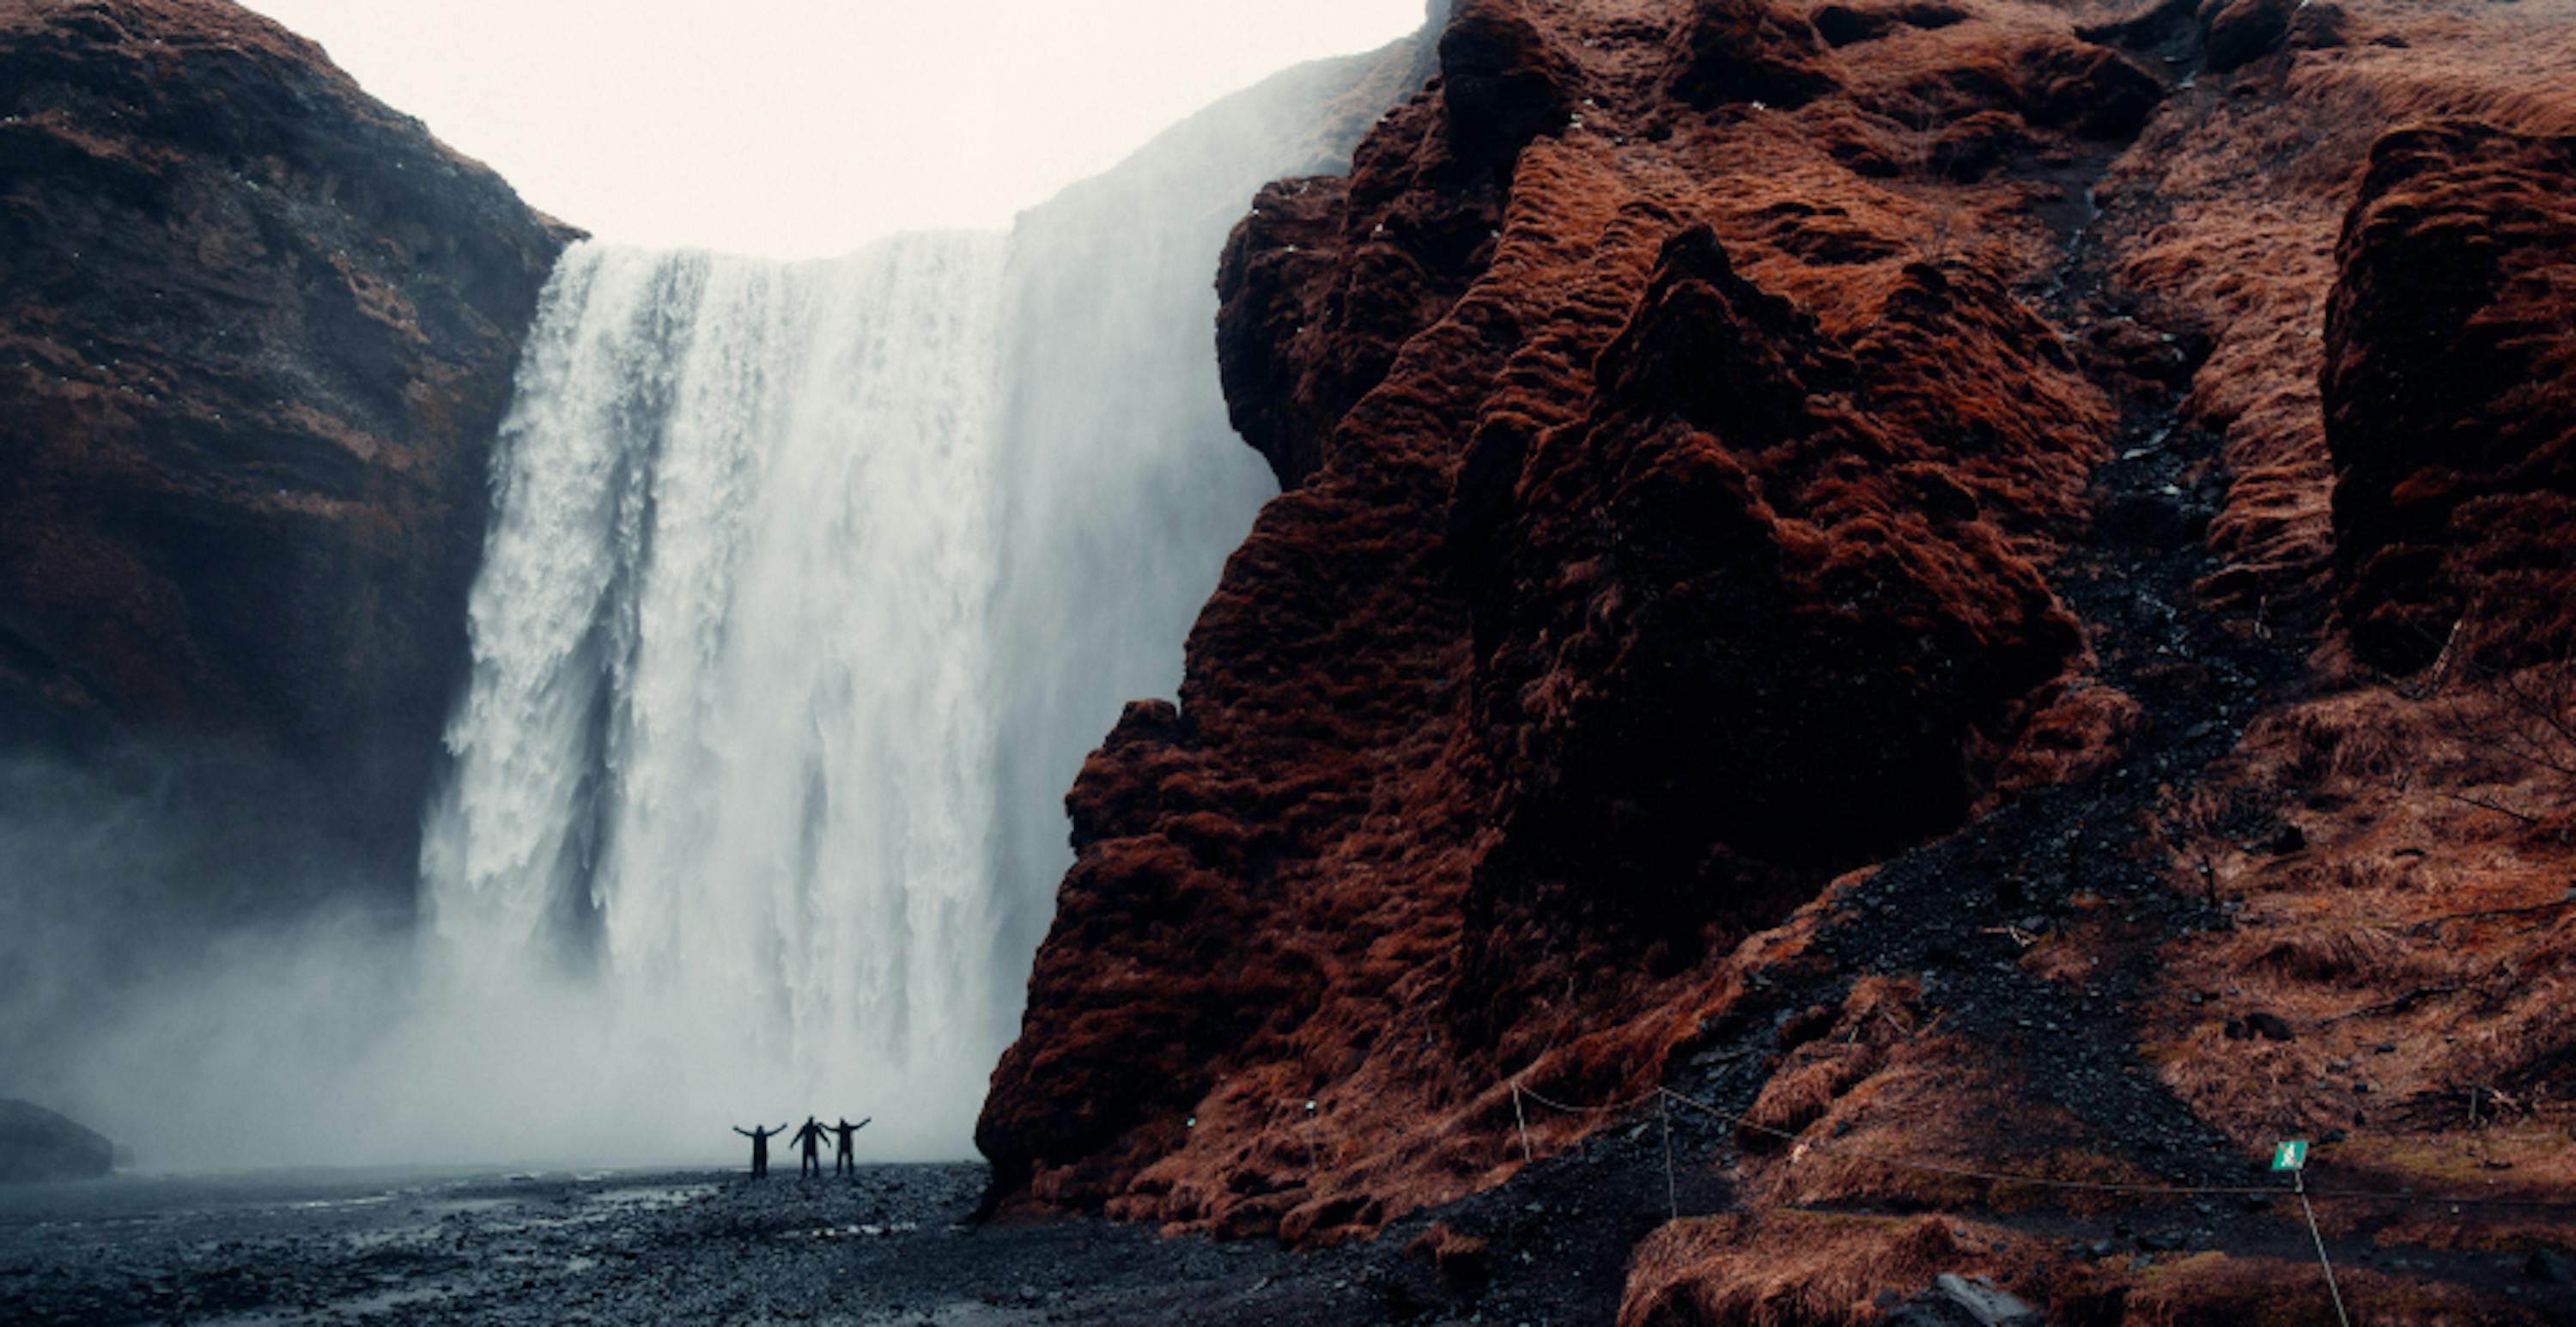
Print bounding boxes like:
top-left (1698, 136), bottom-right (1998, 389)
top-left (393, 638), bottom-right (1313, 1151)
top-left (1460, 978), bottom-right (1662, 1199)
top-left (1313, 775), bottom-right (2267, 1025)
top-left (0, 0), bottom-right (571, 877)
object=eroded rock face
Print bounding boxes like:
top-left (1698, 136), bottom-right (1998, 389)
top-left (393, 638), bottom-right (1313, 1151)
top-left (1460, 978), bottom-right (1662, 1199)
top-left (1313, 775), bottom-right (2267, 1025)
top-left (981, 0), bottom-right (2132, 1243)
top-left (0, 0), bottom-right (570, 868)
top-left (1450, 225), bottom-right (2081, 1023)
top-left (981, 0), bottom-right (2576, 1299)
top-left (1665, 0), bottom-right (1839, 111)
top-left (2324, 120), bottom-right (2576, 671)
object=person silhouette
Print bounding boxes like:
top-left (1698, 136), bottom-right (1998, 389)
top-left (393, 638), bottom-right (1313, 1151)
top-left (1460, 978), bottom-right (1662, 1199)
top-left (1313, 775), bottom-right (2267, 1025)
top-left (733, 1123), bottom-right (787, 1178)
top-left (830, 1117), bottom-right (872, 1176)
top-left (791, 1117), bottom-right (829, 1178)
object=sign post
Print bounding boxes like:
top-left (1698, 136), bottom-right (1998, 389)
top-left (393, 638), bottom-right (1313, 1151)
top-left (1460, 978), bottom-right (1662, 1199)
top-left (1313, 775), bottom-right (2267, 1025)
top-left (2270, 1139), bottom-right (2309, 1173)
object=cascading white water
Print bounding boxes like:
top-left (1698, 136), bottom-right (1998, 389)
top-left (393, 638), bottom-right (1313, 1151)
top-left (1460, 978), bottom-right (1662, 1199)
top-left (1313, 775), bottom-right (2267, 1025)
top-left (422, 234), bottom-right (1014, 1154)
top-left (404, 34), bottom-right (1433, 1166)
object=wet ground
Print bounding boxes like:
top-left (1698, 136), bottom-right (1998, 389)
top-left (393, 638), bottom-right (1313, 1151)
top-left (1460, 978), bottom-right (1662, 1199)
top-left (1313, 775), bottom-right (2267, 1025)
top-left (0, 1164), bottom-right (1435, 1326)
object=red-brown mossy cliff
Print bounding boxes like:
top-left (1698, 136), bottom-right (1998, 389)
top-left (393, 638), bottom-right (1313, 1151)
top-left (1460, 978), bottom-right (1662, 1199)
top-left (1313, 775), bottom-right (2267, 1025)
top-left (2094, 0), bottom-right (2576, 619)
top-left (982, 0), bottom-right (2576, 1313)
top-left (980, 0), bottom-right (2142, 1244)
top-left (0, 0), bottom-right (568, 856)
top-left (2324, 120), bottom-right (2576, 673)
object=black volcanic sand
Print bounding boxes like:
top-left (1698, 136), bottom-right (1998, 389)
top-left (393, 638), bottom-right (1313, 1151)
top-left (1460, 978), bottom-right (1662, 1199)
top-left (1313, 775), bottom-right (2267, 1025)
top-left (0, 1165), bottom-right (1443, 1326)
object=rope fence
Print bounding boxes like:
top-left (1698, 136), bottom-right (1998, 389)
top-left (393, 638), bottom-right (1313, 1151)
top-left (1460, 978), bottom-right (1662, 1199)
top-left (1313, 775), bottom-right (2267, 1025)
top-left (1493, 1067), bottom-right (2576, 1325)
top-left (1504, 1071), bottom-right (2576, 1209)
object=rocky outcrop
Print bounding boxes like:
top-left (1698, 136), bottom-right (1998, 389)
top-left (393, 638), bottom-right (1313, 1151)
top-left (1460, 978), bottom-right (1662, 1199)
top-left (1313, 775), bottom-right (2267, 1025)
top-left (2324, 120), bottom-right (2576, 671)
top-left (988, 0), bottom-right (2576, 1318)
top-left (983, 0), bottom-right (2135, 1244)
top-left (0, 0), bottom-right (571, 869)
top-left (0, 1098), bottom-right (112, 1182)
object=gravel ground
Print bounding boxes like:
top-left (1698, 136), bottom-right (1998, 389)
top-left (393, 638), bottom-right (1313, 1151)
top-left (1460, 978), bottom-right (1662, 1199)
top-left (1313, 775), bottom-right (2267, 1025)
top-left (0, 1164), bottom-right (1445, 1325)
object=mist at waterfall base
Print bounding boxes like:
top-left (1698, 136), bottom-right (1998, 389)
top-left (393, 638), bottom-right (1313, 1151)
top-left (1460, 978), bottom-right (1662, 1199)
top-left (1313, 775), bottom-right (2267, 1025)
top-left (0, 36), bottom-right (1427, 1172)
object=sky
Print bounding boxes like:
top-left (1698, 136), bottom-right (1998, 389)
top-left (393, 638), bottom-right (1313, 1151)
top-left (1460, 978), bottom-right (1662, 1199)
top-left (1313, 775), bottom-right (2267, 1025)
top-left (243, 1), bottom-right (1429, 258)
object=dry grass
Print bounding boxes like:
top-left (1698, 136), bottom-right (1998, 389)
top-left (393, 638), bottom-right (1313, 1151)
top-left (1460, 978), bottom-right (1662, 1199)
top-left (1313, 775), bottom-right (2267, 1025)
top-left (2094, 0), bottom-right (2576, 614)
top-left (2090, 1248), bottom-right (2551, 1325)
top-left (1620, 1210), bottom-right (2054, 1327)
top-left (1622, 1208), bottom-right (2550, 1324)
top-left (2150, 672), bottom-right (2576, 1221)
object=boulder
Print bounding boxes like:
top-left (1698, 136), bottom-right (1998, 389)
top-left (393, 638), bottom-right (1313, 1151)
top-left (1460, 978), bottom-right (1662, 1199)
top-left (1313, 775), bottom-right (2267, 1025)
top-left (1888, 1272), bottom-right (2044, 1326)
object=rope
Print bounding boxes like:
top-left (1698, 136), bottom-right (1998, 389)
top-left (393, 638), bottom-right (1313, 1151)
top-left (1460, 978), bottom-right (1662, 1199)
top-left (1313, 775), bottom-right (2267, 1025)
top-left (1658, 1087), bottom-right (2287, 1197)
top-left (1505, 1073), bottom-right (2576, 1213)
top-left (2303, 1187), bottom-right (2576, 1212)
top-left (2296, 1172), bottom-right (2355, 1327)
top-left (1512, 1076), bottom-right (1669, 1116)
top-left (1473, 1045), bottom-right (2576, 1327)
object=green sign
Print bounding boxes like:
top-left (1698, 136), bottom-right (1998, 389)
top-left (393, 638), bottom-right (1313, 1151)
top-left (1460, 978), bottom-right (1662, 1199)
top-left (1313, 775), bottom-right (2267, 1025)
top-left (2270, 1140), bottom-right (2309, 1172)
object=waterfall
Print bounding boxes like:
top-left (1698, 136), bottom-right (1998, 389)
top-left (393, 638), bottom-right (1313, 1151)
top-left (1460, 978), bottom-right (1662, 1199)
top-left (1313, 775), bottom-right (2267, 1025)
top-left (413, 36), bottom-right (1431, 1163)
top-left (421, 235), bottom-right (1014, 1151)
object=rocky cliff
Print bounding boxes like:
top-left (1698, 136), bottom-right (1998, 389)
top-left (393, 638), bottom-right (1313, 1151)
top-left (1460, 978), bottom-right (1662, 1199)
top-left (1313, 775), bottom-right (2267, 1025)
top-left (982, 0), bottom-right (2576, 1318)
top-left (0, 0), bottom-right (569, 878)
top-left (0, 1098), bottom-right (113, 1183)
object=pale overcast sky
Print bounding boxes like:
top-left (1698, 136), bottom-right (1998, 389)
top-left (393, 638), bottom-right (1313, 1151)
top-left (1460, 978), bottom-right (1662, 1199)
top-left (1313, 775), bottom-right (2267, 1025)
top-left (244, 1), bottom-right (1428, 257)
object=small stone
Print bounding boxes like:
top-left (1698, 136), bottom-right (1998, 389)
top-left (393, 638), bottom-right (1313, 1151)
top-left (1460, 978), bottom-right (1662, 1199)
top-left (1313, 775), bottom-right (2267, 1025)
top-left (2245, 1012), bottom-right (2296, 1042)
top-left (1889, 1272), bottom-right (2042, 1327)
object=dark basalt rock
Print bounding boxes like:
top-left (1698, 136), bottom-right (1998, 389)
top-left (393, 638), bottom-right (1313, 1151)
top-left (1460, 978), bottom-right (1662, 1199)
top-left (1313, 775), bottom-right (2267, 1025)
top-left (2014, 37), bottom-right (2163, 140)
top-left (0, 0), bottom-right (573, 877)
top-left (1811, 0), bottom-right (1966, 48)
top-left (1438, 0), bottom-right (1576, 163)
top-left (2202, 0), bottom-right (2295, 70)
top-left (0, 1099), bottom-right (113, 1183)
top-left (1666, 0), bottom-right (1840, 110)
